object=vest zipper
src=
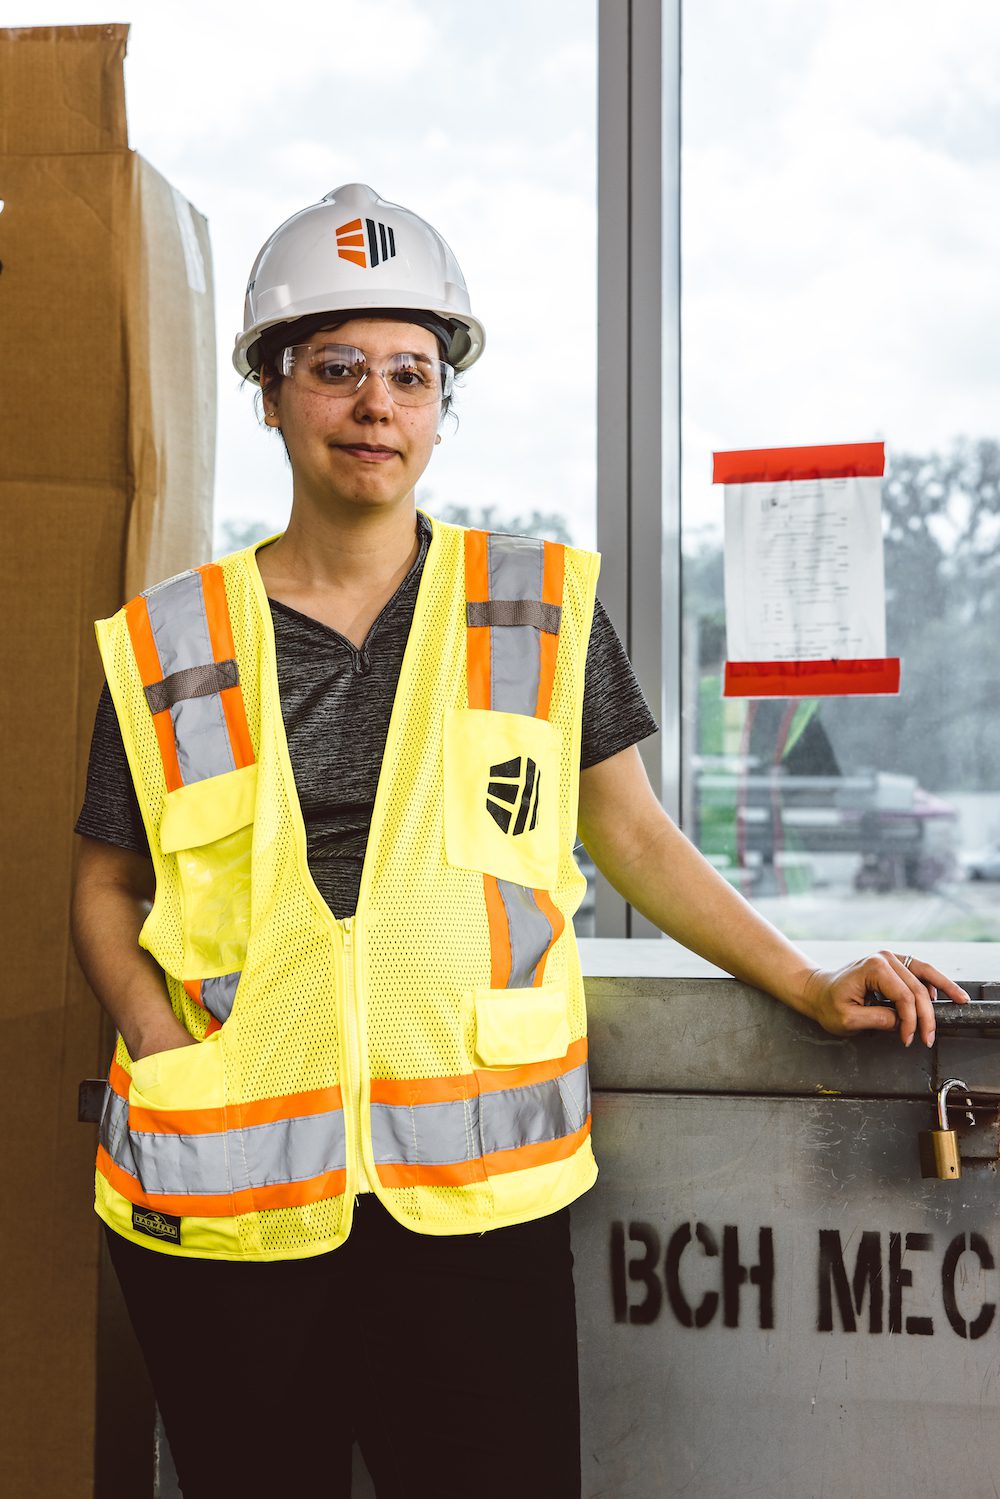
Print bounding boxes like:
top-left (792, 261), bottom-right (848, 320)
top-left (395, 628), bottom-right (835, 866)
top-left (341, 917), bottom-right (368, 1194)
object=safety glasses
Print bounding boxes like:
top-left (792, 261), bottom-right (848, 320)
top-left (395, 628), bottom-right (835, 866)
top-left (279, 342), bottom-right (454, 408)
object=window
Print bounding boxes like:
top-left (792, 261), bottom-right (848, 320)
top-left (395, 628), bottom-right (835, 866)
top-left (680, 0), bottom-right (1000, 941)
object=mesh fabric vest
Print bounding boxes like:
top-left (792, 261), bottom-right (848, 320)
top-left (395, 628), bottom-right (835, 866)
top-left (93, 516), bottom-right (600, 1261)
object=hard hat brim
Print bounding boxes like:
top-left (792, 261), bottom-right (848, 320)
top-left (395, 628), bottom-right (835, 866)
top-left (234, 298), bottom-right (485, 380)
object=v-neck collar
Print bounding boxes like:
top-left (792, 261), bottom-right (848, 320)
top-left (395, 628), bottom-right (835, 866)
top-left (263, 513), bottom-right (432, 659)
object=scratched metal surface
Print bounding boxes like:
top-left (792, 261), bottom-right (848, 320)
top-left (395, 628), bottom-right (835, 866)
top-left (584, 974), bottom-right (1000, 1099)
top-left (572, 1091), bottom-right (1000, 1499)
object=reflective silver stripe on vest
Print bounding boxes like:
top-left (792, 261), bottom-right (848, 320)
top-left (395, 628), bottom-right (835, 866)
top-left (145, 571), bottom-right (214, 676)
top-left (370, 1060), bottom-right (590, 1170)
top-left (482, 1060), bottom-right (590, 1154)
top-left (496, 879), bottom-right (553, 988)
top-left (201, 971), bottom-right (240, 1024)
top-left (142, 570), bottom-right (236, 786)
top-left (100, 1085), bottom-right (346, 1199)
top-left (371, 1094), bottom-right (481, 1169)
top-left (171, 694), bottom-right (235, 783)
top-left (487, 533), bottom-right (546, 716)
top-left (100, 1083), bottom-right (130, 1167)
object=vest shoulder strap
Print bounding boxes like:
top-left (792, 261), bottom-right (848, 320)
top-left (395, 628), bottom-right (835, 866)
top-left (123, 562), bottom-right (255, 791)
top-left (460, 528), bottom-right (576, 988)
top-left (464, 529), bottom-right (566, 720)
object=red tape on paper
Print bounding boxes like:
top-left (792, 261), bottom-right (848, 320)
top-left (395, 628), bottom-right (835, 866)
top-left (713, 442), bottom-right (885, 485)
top-left (723, 658), bottom-right (901, 698)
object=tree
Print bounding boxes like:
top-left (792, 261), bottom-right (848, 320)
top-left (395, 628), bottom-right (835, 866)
top-left (217, 517), bottom-right (277, 553)
top-left (825, 439), bottom-right (1000, 790)
top-left (217, 503), bottom-right (574, 556)
top-left (431, 502), bottom-right (574, 544)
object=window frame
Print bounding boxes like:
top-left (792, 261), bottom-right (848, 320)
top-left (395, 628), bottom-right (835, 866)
top-left (595, 0), bottom-right (681, 937)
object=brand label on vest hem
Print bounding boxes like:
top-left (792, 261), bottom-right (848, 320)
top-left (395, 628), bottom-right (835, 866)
top-left (132, 1206), bottom-right (182, 1245)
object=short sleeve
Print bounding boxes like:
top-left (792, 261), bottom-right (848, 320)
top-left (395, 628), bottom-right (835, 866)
top-left (581, 599), bottom-right (659, 769)
top-left (74, 683), bottom-right (151, 855)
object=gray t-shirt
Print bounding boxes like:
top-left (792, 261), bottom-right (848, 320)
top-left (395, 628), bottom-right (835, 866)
top-left (76, 518), bottom-right (657, 918)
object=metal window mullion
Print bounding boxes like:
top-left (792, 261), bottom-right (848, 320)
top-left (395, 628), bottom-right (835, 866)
top-left (661, 0), bottom-right (682, 830)
top-left (596, 0), bottom-right (681, 938)
top-left (595, 0), bottom-right (633, 938)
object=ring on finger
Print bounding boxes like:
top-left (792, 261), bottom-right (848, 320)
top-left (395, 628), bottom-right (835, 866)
top-left (901, 954), bottom-right (914, 970)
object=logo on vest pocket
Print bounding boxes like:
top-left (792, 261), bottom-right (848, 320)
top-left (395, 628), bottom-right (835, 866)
top-left (487, 756), bottom-right (541, 836)
top-left (132, 1206), bottom-right (182, 1245)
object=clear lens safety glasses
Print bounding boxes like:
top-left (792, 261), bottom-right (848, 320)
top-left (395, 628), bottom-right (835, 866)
top-left (279, 342), bottom-right (454, 408)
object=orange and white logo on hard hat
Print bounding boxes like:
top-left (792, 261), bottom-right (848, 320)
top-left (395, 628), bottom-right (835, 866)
top-left (336, 217), bottom-right (397, 270)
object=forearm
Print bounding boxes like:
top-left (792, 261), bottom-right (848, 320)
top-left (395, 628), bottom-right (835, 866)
top-left (588, 812), bottom-right (821, 1018)
top-left (71, 855), bottom-right (191, 1060)
top-left (579, 747), bottom-right (968, 1047)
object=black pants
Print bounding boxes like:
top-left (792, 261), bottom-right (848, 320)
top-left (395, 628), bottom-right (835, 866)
top-left (106, 1197), bottom-right (581, 1498)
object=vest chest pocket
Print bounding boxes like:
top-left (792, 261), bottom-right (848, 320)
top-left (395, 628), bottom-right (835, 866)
top-left (158, 763), bottom-right (257, 978)
top-left (443, 708), bottom-right (561, 889)
top-left (470, 986), bottom-right (571, 1068)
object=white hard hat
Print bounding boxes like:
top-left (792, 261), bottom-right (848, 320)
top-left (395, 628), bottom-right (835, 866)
top-left (233, 182), bottom-right (485, 379)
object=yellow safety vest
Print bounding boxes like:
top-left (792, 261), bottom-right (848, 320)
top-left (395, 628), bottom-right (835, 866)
top-left (93, 515), bottom-right (600, 1260)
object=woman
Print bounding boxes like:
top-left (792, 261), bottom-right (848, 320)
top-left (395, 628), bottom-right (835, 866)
top-left (72, 183), bottom-right (967, 1499)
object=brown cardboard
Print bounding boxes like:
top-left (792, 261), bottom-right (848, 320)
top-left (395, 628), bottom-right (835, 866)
top-left (0, 24), bottom-right (127, 154)
top-left (0, 23), bottom-right (215, 1496)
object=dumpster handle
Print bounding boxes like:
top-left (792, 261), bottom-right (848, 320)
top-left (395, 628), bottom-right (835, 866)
top-left (865, 993), bottom-right (1000, 1029)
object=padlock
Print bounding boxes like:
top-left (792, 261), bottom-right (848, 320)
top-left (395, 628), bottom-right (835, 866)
top-left (918, 1078), bottom-right (968, 1180)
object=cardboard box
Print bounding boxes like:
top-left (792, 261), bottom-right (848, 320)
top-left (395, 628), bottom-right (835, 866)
top-left (0, 24), bottom-right (215, 1496)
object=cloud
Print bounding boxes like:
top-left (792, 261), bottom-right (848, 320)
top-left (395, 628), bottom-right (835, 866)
top-left (123, 0), bottom-right (435, 158)
top-left (11, 0), bottom-right (993, 555)
top-left (682, 0), bottom-right (1000, 532)
top-left (0, 0), bottom-right (597, 542)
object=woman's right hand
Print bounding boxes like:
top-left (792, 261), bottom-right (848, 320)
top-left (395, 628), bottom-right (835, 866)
top-left (130, 1018), bottom-right (199, 1063)
top-left (71, 837), bottom-right (199, 1063)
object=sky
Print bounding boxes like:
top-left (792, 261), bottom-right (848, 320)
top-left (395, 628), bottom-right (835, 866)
top-left (4, 0), bottom-right (998, 551)
top-left (2, 0), bottom-right (598, 545)
top-left (682, 0), bottom-right (1000, 541)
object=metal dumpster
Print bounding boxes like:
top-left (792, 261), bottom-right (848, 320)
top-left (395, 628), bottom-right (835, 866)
top-left (144, 940), bottom-right (1000, 1498)
top-left (570, 939), bottom-right (1000, 1499)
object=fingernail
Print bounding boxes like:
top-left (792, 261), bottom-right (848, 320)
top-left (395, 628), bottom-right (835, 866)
top-left (962, 990), bottom-right (972, 1002)
top-left (927, 1031), bottom-right (936, 1048)
top-left (904, 1034), bottom-right (913, 1048)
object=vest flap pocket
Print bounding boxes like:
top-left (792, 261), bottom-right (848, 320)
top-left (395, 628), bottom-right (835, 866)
top-left (159, 763), bottom-right (258, 853)
top-left (129, 1032), bottom-right (225, 1111)
top-left (158, 764), bottom-right (256, 977)
top-left (473, 986), bottom-right (570, 1068)
top-left (126, 1036), bottom-right (228, 1200)
top-left (444, 708), bottom-right (560, 888)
